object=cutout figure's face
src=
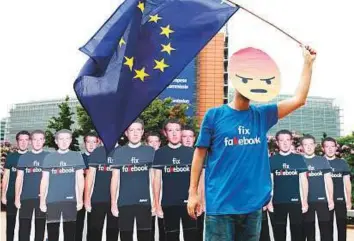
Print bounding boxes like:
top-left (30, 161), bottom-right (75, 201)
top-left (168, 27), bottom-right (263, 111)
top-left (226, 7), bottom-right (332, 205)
top-left (229, 47), bottom-right (281, 102)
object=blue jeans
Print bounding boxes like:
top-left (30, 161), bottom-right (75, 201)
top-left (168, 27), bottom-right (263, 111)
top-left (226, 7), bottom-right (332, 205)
top-left (205, 209), bottom-right (262, 241)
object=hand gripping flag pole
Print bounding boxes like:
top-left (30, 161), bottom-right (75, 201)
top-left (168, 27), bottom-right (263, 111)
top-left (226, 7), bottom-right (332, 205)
top-left (224, 0), bottom-right (303, 45)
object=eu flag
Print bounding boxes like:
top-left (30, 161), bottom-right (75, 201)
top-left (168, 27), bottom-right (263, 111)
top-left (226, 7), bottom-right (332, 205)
top-left (74, 0), bottom-right (239, 152)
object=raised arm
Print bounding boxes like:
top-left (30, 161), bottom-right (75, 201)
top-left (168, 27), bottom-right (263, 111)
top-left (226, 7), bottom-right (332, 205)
top-left (278, 46), bottom-right (316, 119)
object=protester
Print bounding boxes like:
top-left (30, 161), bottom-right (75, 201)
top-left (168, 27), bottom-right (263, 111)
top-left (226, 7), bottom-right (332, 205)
top-left (187, 46), bottom-right (317, 241)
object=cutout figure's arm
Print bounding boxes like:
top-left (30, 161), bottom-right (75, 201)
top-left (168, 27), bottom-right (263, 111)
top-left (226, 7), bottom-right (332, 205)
top-left (188, 147), bottom-right (207, 219)
top-left (39, 171), bottom-right (49, 212)
top-left (84, 167), bottom-right (96, 211)
top-left (14, 170), bottom-right (24, 208)
top-left (1, 169), bottom-right (10, 204)
top-left (76, 169), bottom-right (85, 210)
top-left (278, 46), bottom-right (316, 119)
top-left (300, 172), bottom-right (309, 213)
top-left (153, 169), bottom-right (163, 217)
top-left (150, 168), bottom-right (155, 214)
top-left (344, 175), bottom-right (352, 209)
top-left (110, 169), bottom-right (120, 217)
top-left (324, 173), bottom-right (334, 210)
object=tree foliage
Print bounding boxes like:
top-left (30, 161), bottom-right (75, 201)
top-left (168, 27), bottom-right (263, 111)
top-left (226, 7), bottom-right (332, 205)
top-left (76, 98), bottom-right (199, 145)
top-left (45, 96), bottom-right (80, 151)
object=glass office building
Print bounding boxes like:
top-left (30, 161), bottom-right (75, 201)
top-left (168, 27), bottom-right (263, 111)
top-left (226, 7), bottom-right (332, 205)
top-left (0, 118), bottom-right (8, 141)
top-left (7, 98), bottom-right (80, 143)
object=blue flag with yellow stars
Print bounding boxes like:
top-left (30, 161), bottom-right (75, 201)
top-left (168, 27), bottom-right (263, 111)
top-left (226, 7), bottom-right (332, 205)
top-left (74, 0), bottom-right (239, 152)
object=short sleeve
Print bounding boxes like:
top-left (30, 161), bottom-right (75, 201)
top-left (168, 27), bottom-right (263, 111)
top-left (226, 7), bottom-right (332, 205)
top-left (342, 159), bottom-right (351, 176)
top-left (16, 155), bottom-right (26, 171)
top-left (88, 153), bottom-right (99, 168)
top-left (41, 154), bottom-right (51, 172)
top-left (4, 154), bottom-right (13, 169)
top-left (269, 156), bottom-right (277, 172)
top-left (88, 147), bottom-right (105, 167)
top-left (322, 158), bottom-right (332, 174)
top-left (111, 148), bottom-right (122, 167)
top-left (258, 104), bottom-right (278, 131)
top-left (75, 152), bottom-right (86, 170)
top-left (195, 108), bottom-right (215, 148)
top-left (297, 156), bottom-right (308, 173)
top-left (152, 150), bottom-right (163, 170)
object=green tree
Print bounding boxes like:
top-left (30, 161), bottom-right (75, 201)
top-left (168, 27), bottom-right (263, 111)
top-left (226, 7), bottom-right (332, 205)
top-left (76, 98), bottom-right (199, 145)
top-left (1, 141), bottom-right (17, 169)
top-left (337, 132), bottom-right (354, 167)
top-left (337, 132), bottom-right (354, 204)
top-left (76, 106), bottom-right (95, 136)
top-left (138, 98), bottom-right (199, 145)
top-left (45, 96), bottom-right (80, 151)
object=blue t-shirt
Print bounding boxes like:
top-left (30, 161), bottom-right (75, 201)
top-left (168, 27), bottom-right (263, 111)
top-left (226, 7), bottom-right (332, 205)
top-left (270, 153), bottom-right (308, 204)
top-left (195, 104), bottom-right (278, 215)
top-left (304, 156), bottom-right (332, 203)
top-left (42, 151), bottom-right (85, 204)
top-left (153, 145), bottom-right (194, 207)
top-left (17, 151), bottom-right (49, 200)
top-left (4, 152), bottom-right (23, 200)
top-left (88, 146), bottom-right (116, 204)
top-left (328, 158), bottom-right (351, 203)
top-left (113, 145), bottom-right (155, 206)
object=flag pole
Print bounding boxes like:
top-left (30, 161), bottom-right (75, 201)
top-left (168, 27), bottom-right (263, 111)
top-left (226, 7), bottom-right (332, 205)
top-left (224, 0), bottom-right (303, 45)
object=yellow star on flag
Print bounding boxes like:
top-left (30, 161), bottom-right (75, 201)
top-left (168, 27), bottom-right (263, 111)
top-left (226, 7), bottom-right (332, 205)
top-left (137, 1), bottom-right (145, 12)
top-left (124, 56), bottom-right (134, 71)
top-left (160, 25), bottom-right (174, 38)
top-left (134, 67), bottom-right (149, 81)
top-left (154, 58), bottom-right (169, 72)
top-left (161, 43), bottom-right (176, 55)
top-left (149, 14), bottom-right (162, 23)
top-left (119, 38), bottom-right (126, 48)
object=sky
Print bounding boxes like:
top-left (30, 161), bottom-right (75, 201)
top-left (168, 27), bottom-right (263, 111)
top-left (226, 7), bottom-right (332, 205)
top-left (0, 0), bottom-right (353, 135)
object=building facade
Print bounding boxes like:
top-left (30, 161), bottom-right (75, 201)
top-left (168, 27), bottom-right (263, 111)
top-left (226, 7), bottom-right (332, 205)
top-left (7, 98), bottom-right (80, 143)
top-left (0, 118), bottom-right (8, 141)
top-left (267, 95), bottom-right (342, 140)
top-left (196, 32), bottom-right (227, 123)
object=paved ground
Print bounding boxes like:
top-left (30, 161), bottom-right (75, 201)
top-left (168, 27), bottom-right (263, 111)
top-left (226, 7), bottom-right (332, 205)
top-left (1, 211), bottom-right (354, 240)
